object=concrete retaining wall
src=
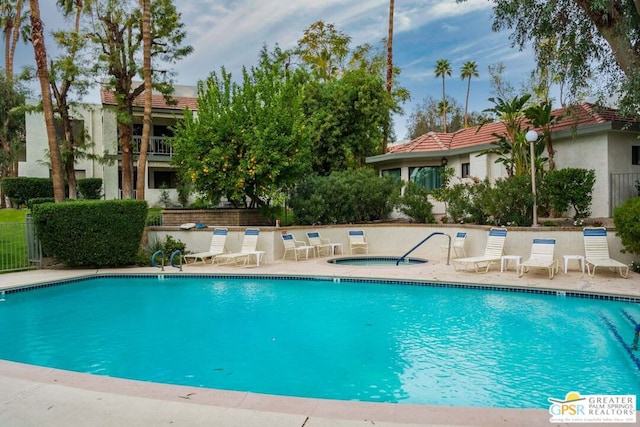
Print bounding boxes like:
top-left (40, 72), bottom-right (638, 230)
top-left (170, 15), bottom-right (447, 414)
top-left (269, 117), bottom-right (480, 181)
top-left (147, 224), bottom-right (637, 267)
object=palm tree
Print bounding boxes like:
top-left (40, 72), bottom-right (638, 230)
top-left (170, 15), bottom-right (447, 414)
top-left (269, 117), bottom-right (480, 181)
top-left (460, 61), bottom-right (479, 128)
top-left (136, 0), bottom-right (152, 200)
top-left (434, 59), bottom-right (452, 132)
top-left (383, 0), bottom-right (394, 154)
top-left (29, 0), bottom-right (66, 202)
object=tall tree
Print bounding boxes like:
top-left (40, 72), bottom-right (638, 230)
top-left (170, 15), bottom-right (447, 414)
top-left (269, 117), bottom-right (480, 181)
top-left (136, 0), bottom-right (152, 200)
top-left (171, 48), bottom-right (312, 207)
top-left (88, 0), bottom-right (192, 199)
top-left (488, 62), bottom-right (516, 100)
top-left (51, 0), bottom-right (96, 199)
top-left (460, 60), bottom-right (479, 128)
top-left (474, 0), bottom-right (640, 117)
top-left (0, 0), bottom-right (29, 208)
top-left (1, 0), bottom-right (28, 83)
top-left (296, 20), bottom-right (351, 81)
top-left (383, 0), bottom-right (394, 154)
top-left (434, 59), bottom-right (452, 132)
top-left (29, 0), bottom-right (66, 202)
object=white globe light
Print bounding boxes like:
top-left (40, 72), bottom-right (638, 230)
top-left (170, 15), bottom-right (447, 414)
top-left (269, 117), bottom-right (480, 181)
top-left (525, 130), bottom-right (539, 142)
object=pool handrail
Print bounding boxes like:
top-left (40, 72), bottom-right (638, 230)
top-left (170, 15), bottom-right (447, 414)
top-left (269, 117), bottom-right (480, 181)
top-left (396, 232), bottom-right (450, 266)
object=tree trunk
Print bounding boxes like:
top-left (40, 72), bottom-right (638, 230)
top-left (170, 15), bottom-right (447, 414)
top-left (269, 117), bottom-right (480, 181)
top-left (383, 0), bottom-right (394, 153)
top-left (464, 77), bottom-right (471, 128)
top-left (119, 120), bottom-right (134, 199)
top-left (30, 0), bottom-right (65, 203)
top-left (136, 0), bottom-right (152, 201)
top-left (7, 0), bottom-right (24, 84)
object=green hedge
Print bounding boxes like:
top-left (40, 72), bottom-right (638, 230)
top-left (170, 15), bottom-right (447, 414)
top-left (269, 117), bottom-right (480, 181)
top-left (77, 178), bottom-right (103, 199)
top-left (32, 199), bottom-right (148, 267)
top-left (613, 196), bottom-right (640, 255)
top-left (289, 169), bottom-right (401, 224)
top-left (1, 177), bottom-right (53, 207)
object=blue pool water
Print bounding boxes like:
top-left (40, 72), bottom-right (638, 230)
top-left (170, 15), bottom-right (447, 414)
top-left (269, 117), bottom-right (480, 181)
top-left (1, 275), bottom-right (639, 409)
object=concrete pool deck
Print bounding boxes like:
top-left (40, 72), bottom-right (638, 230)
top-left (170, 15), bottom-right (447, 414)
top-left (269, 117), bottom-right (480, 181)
top-left (1, 253), bottom-right (638, 427)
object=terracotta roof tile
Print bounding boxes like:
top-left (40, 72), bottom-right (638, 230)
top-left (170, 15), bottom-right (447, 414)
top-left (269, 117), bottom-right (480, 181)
top-left (389, 103), bottom-right (634, 155)
top-left (100, 90), bottom-right (198, 111)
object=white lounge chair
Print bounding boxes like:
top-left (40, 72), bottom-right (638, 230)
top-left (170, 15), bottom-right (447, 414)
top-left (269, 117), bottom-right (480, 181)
top-left (452, 228), bottom-right (507, 273)
top-left (518, 238), bottom-right (559, 279)
top-left (442, 231), bottom-right (467, 258)
top-left (215, 229), bottom-right (261, 266)
top-left (348, 230), bottom-right (368, 254)
top-left (281, 233), bottom-right (315, 261)
top-left (306, 231), bottom-right (335, 257)
top-left (183, 227), bottom-right (228, 264)
top-left (583, 227), bottom-right (629, 278)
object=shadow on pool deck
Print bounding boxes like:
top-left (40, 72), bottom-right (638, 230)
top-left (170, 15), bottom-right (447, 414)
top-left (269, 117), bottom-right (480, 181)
top-left (0, 253), bottom-right (637, 427)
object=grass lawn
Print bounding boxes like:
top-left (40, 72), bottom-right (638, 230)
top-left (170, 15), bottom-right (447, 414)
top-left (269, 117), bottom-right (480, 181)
top-left (0, 208), bottom-right (28, 223)
top-left (0, 209), bottom-right (30, 271)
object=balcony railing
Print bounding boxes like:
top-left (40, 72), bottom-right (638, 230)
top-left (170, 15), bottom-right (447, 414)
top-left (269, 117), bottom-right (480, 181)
top-left (119, 136), bottom-right (173, 157)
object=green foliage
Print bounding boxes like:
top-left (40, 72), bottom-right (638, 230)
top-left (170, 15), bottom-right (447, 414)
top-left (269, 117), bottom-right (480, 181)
top-left (303, 68), bottom-right (392, 174)
top-left (145, 208), bottom-right (163, 226)
top-left (397, 182), bottom-right (435, 223)
top-left (432, 174), bottom-right (493, 225)
top-left (77, 178), bottom-right (103, 199)
top-left (487, 175), bottom-right (534, 226)
top-left (171, 47), bottom-right (312, 208)
top-left (542, 168), bottom-right (595, 219)
top-left (289, 169), bottom-right (401, 225)
top-left (1, 177), bottom-right (54, 207)
top-left (158, 184), bottom-right (172, 208)
top-left (613, 197), bottom-right (640, 255)
top-left (176, 180), bottom-right (191, 207)
top-left (0, 72), bottom-right (27, 177)
top-left (26, 198), bottom-right (55, 210)
top-left (31, 199), bottom-right (147, 267)
top-left (478, 0), bottom-right (640, 118)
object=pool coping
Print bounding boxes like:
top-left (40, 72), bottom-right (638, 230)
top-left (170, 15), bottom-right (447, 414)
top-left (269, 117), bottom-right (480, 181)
top-left (0, 261), bottom-right (638, 426)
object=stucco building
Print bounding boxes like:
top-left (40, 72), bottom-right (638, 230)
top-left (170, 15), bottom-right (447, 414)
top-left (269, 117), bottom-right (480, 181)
top-left (367, 103), bottom-right (640, 218)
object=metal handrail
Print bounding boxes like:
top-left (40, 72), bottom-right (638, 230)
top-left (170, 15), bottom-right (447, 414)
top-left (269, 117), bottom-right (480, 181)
top-left (396, 232), bottom-right (451, 266)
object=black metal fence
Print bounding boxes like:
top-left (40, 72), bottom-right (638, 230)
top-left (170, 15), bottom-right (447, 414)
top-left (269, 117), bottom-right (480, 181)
top-left (610, 172), bottom-right (640, 215)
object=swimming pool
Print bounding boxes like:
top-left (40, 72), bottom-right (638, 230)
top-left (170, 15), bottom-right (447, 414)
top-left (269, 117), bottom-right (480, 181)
top-left (1, 275), bottom-right (639, 409)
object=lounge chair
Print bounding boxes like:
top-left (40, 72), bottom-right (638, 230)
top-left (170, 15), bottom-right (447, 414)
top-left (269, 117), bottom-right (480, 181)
top-left (348, 230), bottom-right (368, 254)
top-left (215, 228), bottom-right (261, 266)
top-left (306, 231), bottom-right (339, 257)
top-left (183, 227), bottom-right (228, 265)
top-left (583, 227), bottom-right (629, 278)
top-left (281, 233), bottom-right (315, 261)
top-left (442, 231), bottom-right (467, 258)
top-left (452, 228), bottom-right (507, 273)
top-left (518, 238), bottom-right (559, 279)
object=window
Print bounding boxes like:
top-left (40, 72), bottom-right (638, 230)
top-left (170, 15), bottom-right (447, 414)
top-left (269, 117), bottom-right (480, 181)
top-left (633, 146), bottom-right (640, 165)
top-left (409, 166), bottom-right (443, 191)
top-left (151, 170), bottom-right (178, 189)
top-left (381, 168), bottom-right (401, 181)
top-left (461, 162), bottom-right (470, 178)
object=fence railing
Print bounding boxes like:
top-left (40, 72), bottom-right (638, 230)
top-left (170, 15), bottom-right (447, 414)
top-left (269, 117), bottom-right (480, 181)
top-left (0, 216), bottom-right (42, 273)
top-left (610, 173), bottom-right (640, 215)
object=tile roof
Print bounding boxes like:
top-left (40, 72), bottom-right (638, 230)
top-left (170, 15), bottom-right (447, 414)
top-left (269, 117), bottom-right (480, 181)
top-left (388, 103), bottom-right (635, 155)
top-left (100, 90), bottom-right (198, 111)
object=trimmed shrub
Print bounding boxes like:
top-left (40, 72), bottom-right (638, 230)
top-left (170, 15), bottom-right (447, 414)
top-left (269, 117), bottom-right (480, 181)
top-left (542, 168), bottom-right (595, 219)
top-left (398, 182), bottom-right (435, 223)
top-left (77, 178), bottom-right (103, 199)
top-left (26, 197), bottom-right (55, 210)
top-left (1, 177), bottom-right (53, 207)
top-left (486, 175), bottom-right (534, 226)
top-left (613, 196), bottom-right (640, 255)
top-left (289, 169), bottom-right (401, 225)
top-left (31, 199), bottom-right (148, 267)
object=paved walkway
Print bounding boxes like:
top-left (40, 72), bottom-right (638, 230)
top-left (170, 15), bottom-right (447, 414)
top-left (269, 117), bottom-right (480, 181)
top-left (0, 254), bottom-right (637, 427)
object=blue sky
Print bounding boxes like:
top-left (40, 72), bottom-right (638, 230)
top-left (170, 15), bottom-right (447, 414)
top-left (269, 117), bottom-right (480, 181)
top-left (13, 0), bottom-right (541, 140)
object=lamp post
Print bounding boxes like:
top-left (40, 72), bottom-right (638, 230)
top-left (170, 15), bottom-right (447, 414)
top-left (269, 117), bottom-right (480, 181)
top-left (525, 129), bottom-right (539, 227)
